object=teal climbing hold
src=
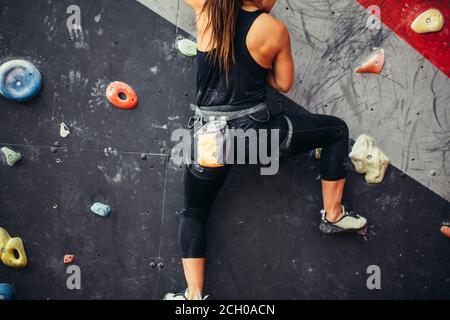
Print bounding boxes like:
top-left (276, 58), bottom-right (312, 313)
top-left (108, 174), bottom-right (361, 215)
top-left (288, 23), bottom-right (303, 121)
top-left (177, 38), bottom-right (197, 57)
top-left (90, 202), bottom-right (111, 217)
top-left (1, 146), bottom-right (22, 167)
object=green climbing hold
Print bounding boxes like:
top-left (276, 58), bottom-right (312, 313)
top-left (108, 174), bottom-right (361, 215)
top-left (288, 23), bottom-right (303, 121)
top-left (177, 38), bottom-right (197, 57)
top-left (1, 147), bottom-right (22, 167)
top-left (90, 202), bottom-right (111, 217)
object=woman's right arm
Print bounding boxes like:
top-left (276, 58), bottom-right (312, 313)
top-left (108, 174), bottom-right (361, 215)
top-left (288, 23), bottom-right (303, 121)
top-left (266, 22), bottom-right (294, 93)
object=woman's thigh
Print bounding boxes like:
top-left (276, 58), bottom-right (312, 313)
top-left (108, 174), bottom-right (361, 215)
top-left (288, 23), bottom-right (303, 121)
top-left (286, 113), bottom-right (348, 156)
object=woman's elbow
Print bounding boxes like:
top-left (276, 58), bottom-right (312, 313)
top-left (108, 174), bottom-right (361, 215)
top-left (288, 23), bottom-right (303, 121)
top-left (279, 82), bottom-right (293, 93)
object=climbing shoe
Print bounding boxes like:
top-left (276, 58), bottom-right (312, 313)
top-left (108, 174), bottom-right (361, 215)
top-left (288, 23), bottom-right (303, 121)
top-left (319, 205), bottom-right (368, 235)
top-left (163, 288), bottom-right (208, 300)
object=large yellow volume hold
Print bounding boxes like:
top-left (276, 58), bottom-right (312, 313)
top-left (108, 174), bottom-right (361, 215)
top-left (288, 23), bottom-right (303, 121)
top-left (411, 8), bottom-right (445, 34)
top-left (0, 227), bottom-right (28, 268)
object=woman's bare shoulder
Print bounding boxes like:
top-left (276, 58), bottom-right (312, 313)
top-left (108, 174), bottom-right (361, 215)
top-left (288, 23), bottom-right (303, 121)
top-left (253, 13), bottom-right (290, 46)
top-left (183, 0), bottom-right (204, 12)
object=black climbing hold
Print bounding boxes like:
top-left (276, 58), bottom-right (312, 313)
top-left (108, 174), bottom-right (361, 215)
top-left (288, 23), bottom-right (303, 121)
top-left (141, 153), bottom-right (147, 160)
top-left (158, 262), bottom-right (164, 269)
top-left (54, 141), bottom-right (61, 147)
top-left (150, 262), bottom-right (156, 268)
top-left (50, 147), bottom-right (58, 153)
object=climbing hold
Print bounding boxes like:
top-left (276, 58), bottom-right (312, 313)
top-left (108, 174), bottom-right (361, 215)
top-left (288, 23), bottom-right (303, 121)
top-left (441, 222), bottom-right (450, 238)
top-left (90, 202), bottom-right (111, 217)
top-left (54, 141), bottom-right (61, 147)
top-left (177, 38), bottom-right (197, 57)
top-left (64, 254), bottom-right (75, 264)
top-left (157, 262), bottom-right (164, 269)
top-left (0, 146), bottom-right (22, 167)
top-left (50, 146), bottom-right (58, 153)
top-left (106, 81), bottom-right (138, 109)
top-left (411, 9), bottom-right (444, 34)
top-left (355, 48), bottom-right (385, 74)
top-left (150, 261), bottom-right (156, 268)
top-left (60, 122), bottom-right (70, 138)
top-left (141, 153), bottom-right (147, 160)
top-left (0, 227), bottom-right (28, 269)
top-left (0, 283), bottom-right (16, 300)
top-left (348, 134), bottom-right (389, 184)
top-left (430, 170), bottom-right (437, 176)
top-left (0, 59), bottom-right (42, 101)
top-left (315, 148), bottom-right (322, 160)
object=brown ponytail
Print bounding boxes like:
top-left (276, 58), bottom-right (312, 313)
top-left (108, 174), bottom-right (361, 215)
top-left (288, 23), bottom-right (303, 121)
top-left (200, 0), bottom-right (244, 78)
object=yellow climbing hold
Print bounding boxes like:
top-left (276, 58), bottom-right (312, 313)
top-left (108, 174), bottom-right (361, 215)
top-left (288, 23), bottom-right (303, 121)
top-left (0, 227), bottom-right (27, 268)
top-left (315, 148), bottom-right (322, 160)
top-left (411, 8), bottom-right (444, 34)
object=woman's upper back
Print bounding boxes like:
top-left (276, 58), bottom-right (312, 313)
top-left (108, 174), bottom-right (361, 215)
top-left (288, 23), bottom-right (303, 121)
top-left (185, 0), bottom-right (293, 109)
top-left (196, 8), bottom-right (270, 110)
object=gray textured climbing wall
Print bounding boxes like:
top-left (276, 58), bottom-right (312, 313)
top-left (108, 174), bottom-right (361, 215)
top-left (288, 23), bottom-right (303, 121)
top-left (0, 0), bottom-right (449, 300)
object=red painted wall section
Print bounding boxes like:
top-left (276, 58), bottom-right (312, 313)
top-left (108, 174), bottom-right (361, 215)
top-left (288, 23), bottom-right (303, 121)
top-left (356, 0), bottom-right (450, 77)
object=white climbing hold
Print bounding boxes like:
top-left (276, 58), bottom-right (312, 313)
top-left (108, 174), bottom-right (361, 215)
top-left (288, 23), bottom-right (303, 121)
top-left (177, 38), bottom-right (197, 57)
top-left (348, 134), bottom-right (389, 184)
top-left (60, 122), bottom-right (70, 138)
top-left (411, 8), bottom-right (444, 34)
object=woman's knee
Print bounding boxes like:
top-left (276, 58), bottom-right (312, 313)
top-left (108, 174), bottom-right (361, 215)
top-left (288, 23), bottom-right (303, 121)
top-left (339, 119), bottom-right (349, 139)
top-left (330, 116), bottom-right (349, 140)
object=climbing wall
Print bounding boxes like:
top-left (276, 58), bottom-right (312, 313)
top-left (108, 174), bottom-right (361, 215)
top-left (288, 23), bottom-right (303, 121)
top-left (0, 0), bottom-right (449, 299)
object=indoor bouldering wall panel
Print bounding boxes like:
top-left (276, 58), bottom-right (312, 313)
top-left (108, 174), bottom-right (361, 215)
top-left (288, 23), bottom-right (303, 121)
top-left (139, 0), bottom-right (450, 202)
top-left (0, 0), bottom-right (449, 299)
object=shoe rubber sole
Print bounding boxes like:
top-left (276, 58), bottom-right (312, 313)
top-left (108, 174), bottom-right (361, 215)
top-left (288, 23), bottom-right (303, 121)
top-left (319, 222), bottom-right (368, 235)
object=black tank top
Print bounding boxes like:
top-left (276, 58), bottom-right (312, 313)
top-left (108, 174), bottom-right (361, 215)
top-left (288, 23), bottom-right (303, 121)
top-left (196, 9), bottom-right (269, 111)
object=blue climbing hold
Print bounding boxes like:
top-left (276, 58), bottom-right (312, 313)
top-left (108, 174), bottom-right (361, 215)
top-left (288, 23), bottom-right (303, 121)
top-left (0, 59), bottom-right (42, 101)
top-left (90, 202), bottom-right (111, 217)
top-left (0, 283), bottom-right (16, 300)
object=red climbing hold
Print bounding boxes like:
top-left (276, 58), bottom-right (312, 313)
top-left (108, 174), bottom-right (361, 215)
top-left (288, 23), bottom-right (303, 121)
top-left (106, 81), bottom-right (138, 109)
top-left (355, 49), bottom-right (385, 74)
top-left (64, 254), bottom-right (75, 264)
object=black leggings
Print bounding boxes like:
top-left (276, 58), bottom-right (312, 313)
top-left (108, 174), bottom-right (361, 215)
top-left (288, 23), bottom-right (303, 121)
top-left (179, 111), bottom-right (349, 258)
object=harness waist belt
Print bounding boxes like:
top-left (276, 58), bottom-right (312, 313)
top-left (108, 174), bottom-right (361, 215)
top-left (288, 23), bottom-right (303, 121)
top-left (191, 102), bottom-right (268, 121)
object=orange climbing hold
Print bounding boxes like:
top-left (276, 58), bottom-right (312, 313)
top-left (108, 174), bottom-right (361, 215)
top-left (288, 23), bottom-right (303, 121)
top-left (106, 81), bottom-right (138, 109)
top-left (355, 49), bottom-right (385, 74)
top-left (64, 254), bottom-right (75, 264)
top-left (441, 224), bottom-right (450, 239)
